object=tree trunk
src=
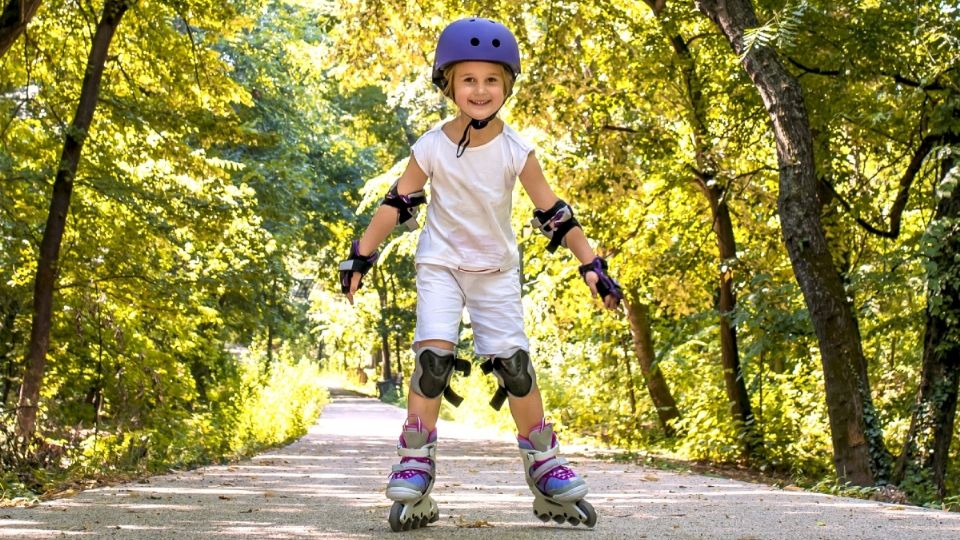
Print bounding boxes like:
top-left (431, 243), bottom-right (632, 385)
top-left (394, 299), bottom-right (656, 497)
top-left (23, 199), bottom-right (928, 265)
top-left (652, 5), bottom-right (757, 457)
top-left (374, 268), bottom-right (392, 382)
top-left (695, 0), bottom-right (890, 485)
top-left (624, 292), bottom-right (680, 436)
top-left (621, 337), bottom-right (639, 416)
top-left (0, 0), bottom-right (43, 60)
top-left (380, 333), bottom-right (392, 381)
top-left (893, 158), bottom-right (960, 500)
top-left (698, 181), bottom-right (757, 456)
top-left (15, 0), bottom-right (130, 442)
top-left (1, 300), bottom-right (19, 405)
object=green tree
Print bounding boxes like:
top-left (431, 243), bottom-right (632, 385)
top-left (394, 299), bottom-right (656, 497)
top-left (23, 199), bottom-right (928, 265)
top-left (16, 0), bottom-right (132, 443)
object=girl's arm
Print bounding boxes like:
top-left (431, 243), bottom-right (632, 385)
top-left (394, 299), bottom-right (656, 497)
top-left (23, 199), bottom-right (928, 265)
top-left (344, 154), bottom-right (429, 304)
top-left (518, 153), bottom-right (620, 310)
top-left (518, 154), bottom-right (594, 264)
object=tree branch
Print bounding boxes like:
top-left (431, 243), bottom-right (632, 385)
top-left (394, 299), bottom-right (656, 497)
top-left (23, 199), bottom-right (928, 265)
top-left (889, 72), bottom-right (947, 91)
top-left (57, 274), bottom-right (159, 290)
top-left (823, 133), bottom-right (957, 239)
top-left (787, 56), bottom-right (840, 76)
top-left (602, 124), bottom-right (640, 133)
top-left (641, 0), bottom-right (666, 16)
top-left (788, 56), bottom-right (951, 91)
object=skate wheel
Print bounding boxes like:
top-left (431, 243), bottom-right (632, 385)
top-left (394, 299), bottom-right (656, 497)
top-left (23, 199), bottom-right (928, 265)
top-left (388, 502), bottom-right (404, 532)
top-left (535, 510), bottom-right (550, 522)
top-left (576, 500), bottom-right (597, 528)
top-left (568, 517), bottom-right (581, 526)
top-left (553, 515), bottom-right (565, 524)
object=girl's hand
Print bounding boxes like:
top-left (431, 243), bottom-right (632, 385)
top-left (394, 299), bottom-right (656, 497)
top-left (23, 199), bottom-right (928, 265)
top-left (578, 257), bottom-right (623, 310)
top-left (346, 273), bottom-right (362, 305)
top-left (583, 271), bottom-right (620, 310)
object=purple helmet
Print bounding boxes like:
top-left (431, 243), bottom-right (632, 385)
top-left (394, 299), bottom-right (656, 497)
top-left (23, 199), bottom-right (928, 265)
top-left (431, 18), bottom-right (521, 90)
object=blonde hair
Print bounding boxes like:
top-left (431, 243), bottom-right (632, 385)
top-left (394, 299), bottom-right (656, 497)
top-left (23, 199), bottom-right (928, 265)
top-left (441, 63), bottom-right (515, 100)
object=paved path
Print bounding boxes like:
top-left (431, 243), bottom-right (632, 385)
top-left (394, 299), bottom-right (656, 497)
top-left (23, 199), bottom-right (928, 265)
top-left (2, 388), bottom-right (959, 539)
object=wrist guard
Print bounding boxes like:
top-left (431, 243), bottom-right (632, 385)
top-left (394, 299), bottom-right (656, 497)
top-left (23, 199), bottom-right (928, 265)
top-left (531, 199), bottom-right (580, 253)
top-left (578, 257), bottom-right (623, 304)
top-left (338, 240), bottom-right (379, 294)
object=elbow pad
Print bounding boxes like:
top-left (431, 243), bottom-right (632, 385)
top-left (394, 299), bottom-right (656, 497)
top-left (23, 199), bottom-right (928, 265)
top-left (381, 182), bottom-right (427, 231)
top-left (531, 199), bottom-right (580, 253)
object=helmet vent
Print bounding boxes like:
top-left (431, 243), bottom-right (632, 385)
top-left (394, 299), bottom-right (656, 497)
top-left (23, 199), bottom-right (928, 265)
top-left (492, 39), bottom-right (501, 47)
top-left (470, 37), bottom-right (480, 46)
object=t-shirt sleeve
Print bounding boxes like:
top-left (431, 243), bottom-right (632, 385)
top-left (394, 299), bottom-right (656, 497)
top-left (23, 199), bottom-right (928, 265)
top-left (509, 131), bottom-right (536, 176)
top-left (410, 132), bottom-right (435, 178)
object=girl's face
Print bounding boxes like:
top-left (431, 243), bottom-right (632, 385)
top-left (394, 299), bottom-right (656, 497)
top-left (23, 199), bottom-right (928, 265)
top-left (450, 61), bottom-right (507, 120)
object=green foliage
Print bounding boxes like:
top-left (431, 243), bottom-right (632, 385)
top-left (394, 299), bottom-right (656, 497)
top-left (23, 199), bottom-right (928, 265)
top-left (809, 478), bottom-right (882, 499)
top-left (0, 0), bottom-right (366, 500)
top-left (1, 353), bottom-right (327, 498)
top-left (741, 1), bottom-right (809, 59)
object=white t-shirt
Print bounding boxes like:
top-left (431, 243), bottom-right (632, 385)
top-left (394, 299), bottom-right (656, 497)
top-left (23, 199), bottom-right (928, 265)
top-left (411, 122), bottom-right (534, 272)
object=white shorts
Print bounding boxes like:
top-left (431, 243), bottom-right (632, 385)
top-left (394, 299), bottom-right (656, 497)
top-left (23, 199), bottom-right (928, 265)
top-left (413, 263), bottom-right (529, 356)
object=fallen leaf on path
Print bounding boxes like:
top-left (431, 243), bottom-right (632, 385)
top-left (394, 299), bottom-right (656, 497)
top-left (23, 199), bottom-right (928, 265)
top-left (454, 516), bottom-right (493, 528)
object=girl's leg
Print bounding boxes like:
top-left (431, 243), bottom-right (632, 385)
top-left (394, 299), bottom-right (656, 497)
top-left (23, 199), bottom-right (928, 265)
top-left (506, 384), bottom-right (545, 436)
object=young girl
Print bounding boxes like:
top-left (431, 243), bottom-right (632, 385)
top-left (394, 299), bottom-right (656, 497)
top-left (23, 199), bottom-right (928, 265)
top-left (339, 18), bottom-right (622, 532)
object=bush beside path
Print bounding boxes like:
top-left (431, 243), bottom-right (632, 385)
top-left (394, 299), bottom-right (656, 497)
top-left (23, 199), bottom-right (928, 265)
top-left (2, 388), bottom-right (958, 539)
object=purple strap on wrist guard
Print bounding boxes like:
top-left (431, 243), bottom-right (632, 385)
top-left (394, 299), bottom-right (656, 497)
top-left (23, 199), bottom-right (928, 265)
top-left (578, 257), bottom-right (623, 303)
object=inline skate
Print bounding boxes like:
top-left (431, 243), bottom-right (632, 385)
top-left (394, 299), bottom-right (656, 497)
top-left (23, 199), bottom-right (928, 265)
top-left (518, 420), bottom-right (597, 527)
top-left (386, 418), bottom-right (440, 532)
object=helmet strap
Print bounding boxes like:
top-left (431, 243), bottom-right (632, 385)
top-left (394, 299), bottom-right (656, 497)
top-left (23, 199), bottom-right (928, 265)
top-left (455, 110), bottom-right (501, 158)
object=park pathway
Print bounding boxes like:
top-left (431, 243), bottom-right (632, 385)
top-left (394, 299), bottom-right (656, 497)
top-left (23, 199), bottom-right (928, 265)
top-left (2, 388), bottom-right (959, 539)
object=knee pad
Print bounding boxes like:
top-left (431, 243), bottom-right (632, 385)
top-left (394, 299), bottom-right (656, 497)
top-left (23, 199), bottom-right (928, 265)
top-left (410, 347), bottom-right (471, 406)
top-left (480, 349), bottom-right (537, 410)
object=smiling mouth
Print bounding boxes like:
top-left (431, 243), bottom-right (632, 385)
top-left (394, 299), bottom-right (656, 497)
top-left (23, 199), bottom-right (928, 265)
top-left (469, 99), bottom-right (492, 106)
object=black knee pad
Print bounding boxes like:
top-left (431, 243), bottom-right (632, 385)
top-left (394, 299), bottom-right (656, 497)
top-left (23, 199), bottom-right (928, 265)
top-left (410, 347), bottom-right (471, 406)
top-left (411, 347), bottom-right (454, 399)
top-left (481, 349), bottom-right (537, 410)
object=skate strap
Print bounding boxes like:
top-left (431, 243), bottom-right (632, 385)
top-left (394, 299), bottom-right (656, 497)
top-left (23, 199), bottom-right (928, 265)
top-left (522, 446), bottom-right (569, 482)
top-left (479, 359), bottom-right (509, 410)
top-left (442, 358), bottom-right (472, 407)
top-left (397, 441), bottom-right (437, 460)
top-left (391, 461), bottom-right (433, 475)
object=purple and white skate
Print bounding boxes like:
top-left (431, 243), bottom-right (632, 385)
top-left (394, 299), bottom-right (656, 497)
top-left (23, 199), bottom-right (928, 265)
top-left (386, 417), bottom-right (440, 531)
top-left (518, 419), bottom-right (597, 527)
